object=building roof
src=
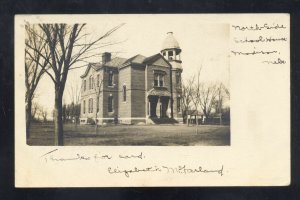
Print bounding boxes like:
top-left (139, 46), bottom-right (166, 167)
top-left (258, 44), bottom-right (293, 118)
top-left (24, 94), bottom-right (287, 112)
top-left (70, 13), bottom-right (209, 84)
top-left (143, 53), bottom-right (172, 67)
top-left (124, 54), bottom-right (147, 64)
top-left (80, 57), bottom-right (127, 78)
top-left (92, 57), bottom-right (127, 69)
top-left (143, 53), bottom-right (161, 64)
top-left (81, 52), bottom-right (172, 78)
top-left (161, 32), bottom-right (180, 50)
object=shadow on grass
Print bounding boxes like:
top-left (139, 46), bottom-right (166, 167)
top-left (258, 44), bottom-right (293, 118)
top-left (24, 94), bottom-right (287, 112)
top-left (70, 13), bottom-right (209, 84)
top-left (28, 123), bottom-right (230, 146)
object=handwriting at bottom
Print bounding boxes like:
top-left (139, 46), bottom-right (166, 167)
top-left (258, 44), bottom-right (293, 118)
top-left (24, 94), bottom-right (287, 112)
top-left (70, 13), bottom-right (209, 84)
top-left (262, 58), bottom-right (286, 64)
top-left (108, 165), bottom-right (224, 178)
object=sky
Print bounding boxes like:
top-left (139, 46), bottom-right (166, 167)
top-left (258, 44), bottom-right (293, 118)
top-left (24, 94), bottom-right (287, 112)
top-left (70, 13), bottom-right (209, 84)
top-left (33, 15), bottom-right (230, 115)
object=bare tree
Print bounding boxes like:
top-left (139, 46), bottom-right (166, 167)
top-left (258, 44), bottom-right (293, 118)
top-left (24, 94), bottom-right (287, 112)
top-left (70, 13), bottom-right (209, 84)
top-left (190, 68), bottom-right (203, 126)
top-left (222, 84), bottom-right (230, 100)
top-left (31, 102), bottom-right (39, 121)
top-left (41, 108), bottom-right (48, 123)
top-left (31, 23), bottom-right (124, 145)
top-left (181, 76), bottom-right (194, 125)
top-left (92, 74), bottom-right (103, 133)
top-left (214, 83), bottom-right (230, 124)
top-left (198, 82), bottom-right (219, 121)
top-left (25, 24), bottom-right (50, 139)
top-left (67, 75), bottom-right (82, 124)
top-left (214, 83), bottom-right (224, 124)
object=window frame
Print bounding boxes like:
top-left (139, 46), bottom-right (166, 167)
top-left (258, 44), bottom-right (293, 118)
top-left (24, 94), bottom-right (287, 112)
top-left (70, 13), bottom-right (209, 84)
top-left (154, 73), bottom-right (164, 87)
top-left (154, 74), bottom-right (159, 86)
top-left (83, 100), bottom-right (86, 114)
top-left (83, 80), bottom-right (86, 91)
top-left (97, 74), bottom-right (100, 87)
top-left (90, 98), bottom-right (93, 113)
top-left (177, 97), bottom-right (181, 112)
top-left (97, 96), bottom-right (100, 112)
top-left (168, 51), bottom-right (174, 60)
top-left (108, 95), bottom-right (113, 112)
top-left (108, 71), bottom-right (113, 87)
top-left (123, 85), bottom-right (126, 102)
top-left (159, 74), bottom-right (164, 87)
top-left (176, 71), bottom-right (181, 87)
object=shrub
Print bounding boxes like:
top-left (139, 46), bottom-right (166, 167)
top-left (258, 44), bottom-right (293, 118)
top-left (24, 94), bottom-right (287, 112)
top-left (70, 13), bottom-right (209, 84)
top-left (87, 118), bottom-right (95, 125)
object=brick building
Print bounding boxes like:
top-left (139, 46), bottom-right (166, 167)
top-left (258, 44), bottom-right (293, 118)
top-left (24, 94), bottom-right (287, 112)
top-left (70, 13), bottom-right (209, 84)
top-left (80, 32), bottom-right (183, 124)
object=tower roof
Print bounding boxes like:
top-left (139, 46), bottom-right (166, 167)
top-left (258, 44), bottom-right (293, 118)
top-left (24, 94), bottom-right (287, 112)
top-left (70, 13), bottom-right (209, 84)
top-left (161, 32), bottom-right (180, 50)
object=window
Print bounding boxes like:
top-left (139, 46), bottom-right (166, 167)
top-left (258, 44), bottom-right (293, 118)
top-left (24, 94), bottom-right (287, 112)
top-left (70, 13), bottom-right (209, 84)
top-left (108, 71), bottom-right (113, 86)
top-left (163, 52), bottom-right (166, 56)
top-left (177, 97), bottom-right (181, 112)
top-left (83, 80), bottom-right (86, 91)
top-left (97, 96), bottom-right (100, 112)
top-left (176, 72), bottom-right (181, 87)
top-left (154, 73), bottom-right (164, 87)
top-left (108, 95), bottom-right (113, 112)
top-left (89, 75), bottom-right (93, 90)
top-left (123, 85), bottom-right (126, 102)
top-left (88, 98), bottom-right (93, 113)
top-left (168, 51), bottom-right (174, 60)
top-left (154, 74), bottom-right (159, 86)
top-left (159, 75), bottom-right (164, 87)
top-left (83, 100), bottom-right (86, 114)
top-left (90, 99), bottom-right (93, 113)
top-left (97, 74), bottom-right (100, 87)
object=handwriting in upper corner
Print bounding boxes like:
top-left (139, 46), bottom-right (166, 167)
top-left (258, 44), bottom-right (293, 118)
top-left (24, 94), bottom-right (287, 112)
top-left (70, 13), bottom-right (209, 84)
top-left (232, 23), bottom-right (286, 31)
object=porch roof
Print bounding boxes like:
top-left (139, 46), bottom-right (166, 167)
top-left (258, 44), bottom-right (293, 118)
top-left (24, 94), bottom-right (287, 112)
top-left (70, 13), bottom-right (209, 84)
top-left (148, 87), bottom-right (171, 97)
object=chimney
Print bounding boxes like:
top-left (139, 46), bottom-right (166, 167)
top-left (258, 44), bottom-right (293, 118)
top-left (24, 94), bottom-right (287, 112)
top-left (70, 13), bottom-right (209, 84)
top-left (102, 52), bottom-right (111, 64)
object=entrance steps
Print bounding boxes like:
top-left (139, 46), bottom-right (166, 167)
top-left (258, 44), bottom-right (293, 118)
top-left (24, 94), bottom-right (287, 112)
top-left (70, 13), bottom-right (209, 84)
top-left (147, 117), bottom-right (179, 124)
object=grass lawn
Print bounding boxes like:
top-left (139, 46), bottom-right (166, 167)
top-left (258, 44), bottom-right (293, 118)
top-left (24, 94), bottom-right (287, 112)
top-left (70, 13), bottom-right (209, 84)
top-left (28, 123), bottom-right (230, 146)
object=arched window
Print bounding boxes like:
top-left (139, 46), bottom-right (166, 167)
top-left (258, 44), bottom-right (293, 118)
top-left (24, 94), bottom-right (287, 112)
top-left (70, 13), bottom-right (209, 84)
top-left (123, 85), bottom-right (126, 102)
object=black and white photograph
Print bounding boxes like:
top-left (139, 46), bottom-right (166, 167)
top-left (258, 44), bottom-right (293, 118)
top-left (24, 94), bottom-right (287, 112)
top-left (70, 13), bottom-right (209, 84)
top-left (14, 14), bottom-right (290, 187)
top-left (25, 16), bottom-right (230, 146)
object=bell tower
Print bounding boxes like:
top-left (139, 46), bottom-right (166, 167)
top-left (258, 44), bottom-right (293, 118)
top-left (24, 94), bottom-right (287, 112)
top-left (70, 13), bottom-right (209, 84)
top-left (161, 32), bottom-right (182, 69)
top-left (161, 32), bottom-right (183, 122)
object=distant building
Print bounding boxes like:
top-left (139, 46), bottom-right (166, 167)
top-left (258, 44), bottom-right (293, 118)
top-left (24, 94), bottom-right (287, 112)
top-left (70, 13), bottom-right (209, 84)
top-left (80, 32), bottom-right (183, 124)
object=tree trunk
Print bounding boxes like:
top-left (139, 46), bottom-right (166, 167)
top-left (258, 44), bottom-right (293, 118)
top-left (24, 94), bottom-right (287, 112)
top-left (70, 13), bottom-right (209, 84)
top-left (26, 100), bottom-right (32, 141)
top-left (54, 90), bottom-right (64, 146)
top-left (204, 113), bottom-right (209, 124)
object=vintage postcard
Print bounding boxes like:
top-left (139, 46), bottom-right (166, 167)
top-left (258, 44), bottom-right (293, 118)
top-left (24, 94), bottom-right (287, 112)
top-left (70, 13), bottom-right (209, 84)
top-left (15, 14), bottom-right (290, 187)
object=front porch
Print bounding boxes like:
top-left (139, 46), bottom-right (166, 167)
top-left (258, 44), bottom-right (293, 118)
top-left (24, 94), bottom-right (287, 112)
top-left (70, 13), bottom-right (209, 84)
top-left (146, 87), bottom-right (178, 124)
